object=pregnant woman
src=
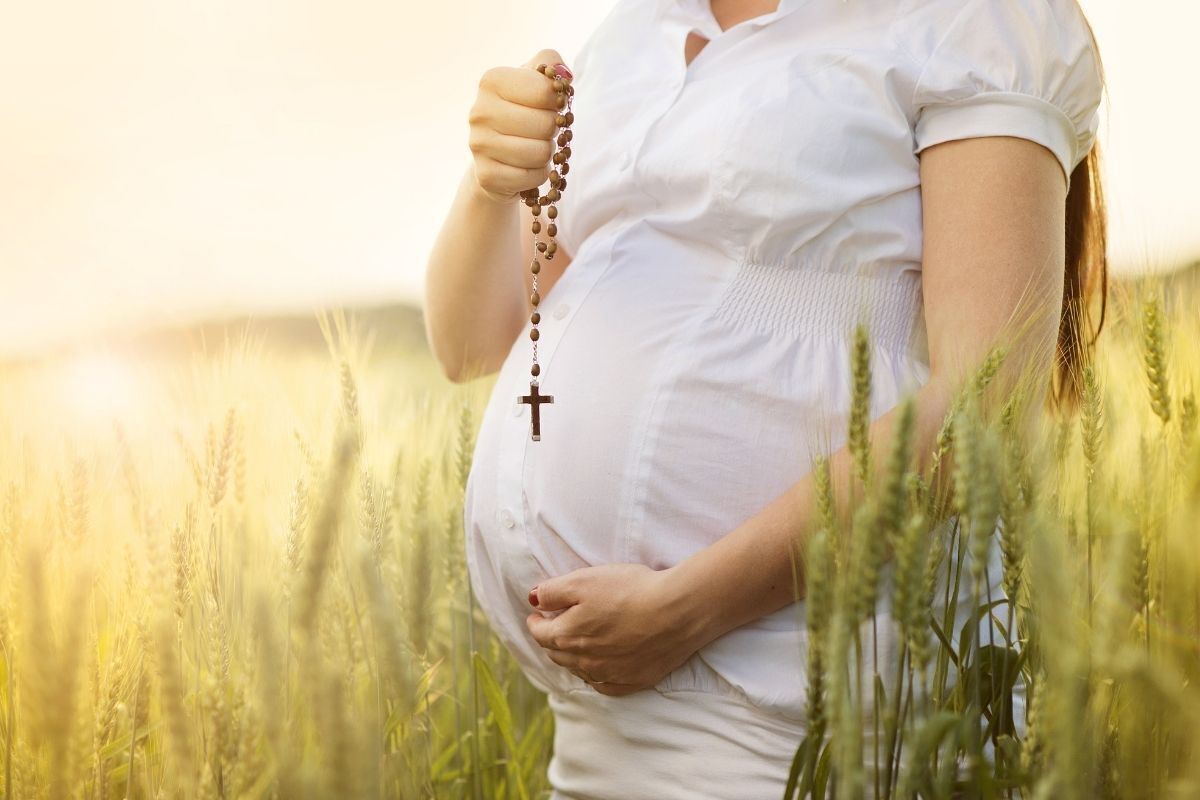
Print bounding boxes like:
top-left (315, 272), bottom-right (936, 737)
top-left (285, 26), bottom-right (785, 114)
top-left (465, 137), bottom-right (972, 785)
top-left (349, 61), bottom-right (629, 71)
top-left (425, 0), bottom-right (1106, 796)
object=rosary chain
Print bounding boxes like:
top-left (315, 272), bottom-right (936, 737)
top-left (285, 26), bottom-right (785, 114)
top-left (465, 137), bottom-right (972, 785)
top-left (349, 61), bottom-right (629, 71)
top-left (515, 62), bottom-right (572, 442)
top-left (520, 63), bottom-right (574, 386)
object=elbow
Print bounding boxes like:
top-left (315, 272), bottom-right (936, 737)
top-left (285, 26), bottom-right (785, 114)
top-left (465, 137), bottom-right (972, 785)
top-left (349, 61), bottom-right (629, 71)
top-left (438, 361), bottom-right (467, 385)
top-left (430, 344), bottom-right (470, 385)
top-left (423, 315), bottom-right (469, 384)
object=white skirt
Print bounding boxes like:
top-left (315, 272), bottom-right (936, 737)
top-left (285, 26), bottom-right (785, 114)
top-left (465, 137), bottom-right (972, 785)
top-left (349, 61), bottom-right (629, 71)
top-left (545, 685), bottom-right (809, 800)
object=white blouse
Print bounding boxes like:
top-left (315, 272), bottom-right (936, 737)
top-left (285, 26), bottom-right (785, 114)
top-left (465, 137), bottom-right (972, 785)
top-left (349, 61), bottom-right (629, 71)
top-left (463, 0), bottom-right (1102, 747)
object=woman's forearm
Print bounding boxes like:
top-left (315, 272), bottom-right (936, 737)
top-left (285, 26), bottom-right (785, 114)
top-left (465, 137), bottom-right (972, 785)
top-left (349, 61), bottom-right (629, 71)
top-left (423, 162), bottom-right (527, 383)
top-left (660, 376), bottom-right (956, 650)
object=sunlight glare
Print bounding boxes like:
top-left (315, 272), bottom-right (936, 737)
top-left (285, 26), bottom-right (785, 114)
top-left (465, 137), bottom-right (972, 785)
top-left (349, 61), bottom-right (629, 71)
top-left (59, 351), bottom-right (143, 421)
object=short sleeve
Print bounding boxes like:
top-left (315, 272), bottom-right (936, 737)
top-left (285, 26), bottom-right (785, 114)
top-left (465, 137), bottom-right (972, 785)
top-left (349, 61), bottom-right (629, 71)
top-left (910, 0), bottom-right (1104, 190)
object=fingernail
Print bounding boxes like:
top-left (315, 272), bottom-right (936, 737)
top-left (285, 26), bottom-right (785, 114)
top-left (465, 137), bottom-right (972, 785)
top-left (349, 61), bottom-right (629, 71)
top-left (553, 63), bottom-right (572, 80)
top-left (528, 587), bottom-right (540, 607)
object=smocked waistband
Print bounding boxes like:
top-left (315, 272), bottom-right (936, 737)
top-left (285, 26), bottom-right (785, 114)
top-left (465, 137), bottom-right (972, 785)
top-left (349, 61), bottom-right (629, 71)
top-left (714, 262), bottom-right (927, 358)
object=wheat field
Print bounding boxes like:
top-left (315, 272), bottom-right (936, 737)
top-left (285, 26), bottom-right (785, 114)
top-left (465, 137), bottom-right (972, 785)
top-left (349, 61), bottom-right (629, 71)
top-left (1, 277), bottom-right (1198, 799)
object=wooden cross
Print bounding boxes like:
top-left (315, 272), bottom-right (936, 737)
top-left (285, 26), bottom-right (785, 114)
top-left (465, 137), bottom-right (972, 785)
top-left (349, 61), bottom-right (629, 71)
top-left (517, 381), bottom-right (554, 441)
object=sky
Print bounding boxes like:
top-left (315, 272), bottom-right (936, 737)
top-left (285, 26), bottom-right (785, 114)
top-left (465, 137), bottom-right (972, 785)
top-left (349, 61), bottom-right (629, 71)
top-left (0, 0), bottom-right (1195, 357)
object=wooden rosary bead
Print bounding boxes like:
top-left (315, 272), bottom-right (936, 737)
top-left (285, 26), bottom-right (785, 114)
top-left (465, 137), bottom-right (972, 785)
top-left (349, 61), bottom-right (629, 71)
top-left (532, 220), bottom-right (541, 234)
top-left (560, 162), bottom-right (569, 175)
top-left (546, 240), bottom-right (557, 255)
top-left (547, 188), bottom-right (561, 202)
top-left (564, 129), bottom-right (573, 142)
top-left (532, 205), bottom-right (541, 216)
top-left (531, 259), bottom-right (540, 274)
top-left (561, 146), bottom-right (572, 160)
top-left (549, 169), bottom-right (560, 183)
top-left (530, 328), bottom-right (540, 341)
top-left (552, 152), bottom-right (564, 165)
top-left (547, 205), bottom-right (558, 219)
top-left (531, 290), bottom-right (540, 305)
top-left (531, 363), bottom-right (540, 377)
top-left (565, 111), bottom-right (574, 125)
top-left (547, 223), bottom-right (557, 236)
top-left (555, 93), bottom-right (566, 109)
top-left (531, 310), bottom-right (541, 324)
top-left (555, 114), bottom-right (567, 126)
top-left (539, 195), bottom-right (550, 206)
top-left (536, 241), bottom-right (547, 253)
top-left (559, 177), bottom-right (567, 190)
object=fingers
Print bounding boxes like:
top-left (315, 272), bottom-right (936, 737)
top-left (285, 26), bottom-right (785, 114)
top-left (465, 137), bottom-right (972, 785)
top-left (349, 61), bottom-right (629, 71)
top-left (539, 647), bottom-right (642, 694)
top-left (468, 48), bottom-right (571, 203)
top-left (526, 609), bottom-right (578, 650)
top-left (468, 158), bottom-right (548, 202)
top-left (469, 126), bottom-right (555, 170)
top-left (479, 63), bottom-right (560, 112)
top-left (472, 92), bottom-right (561, 140)
top-left (529, 618), bottom-right (653, 696)
top-left (532, 574), bottom-right (578, 612)
top-left (521, 48), bottom-right (569, 78)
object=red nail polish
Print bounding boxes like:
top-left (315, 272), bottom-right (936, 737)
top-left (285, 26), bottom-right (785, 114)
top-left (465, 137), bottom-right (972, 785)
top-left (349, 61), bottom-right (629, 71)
top-left (528, 588), bottom-right (540, 607)
top-left (553, 63), bottom-right (572, 81)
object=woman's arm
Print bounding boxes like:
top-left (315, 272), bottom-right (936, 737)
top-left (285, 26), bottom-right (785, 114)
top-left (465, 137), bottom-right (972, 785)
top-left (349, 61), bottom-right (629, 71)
top-left (424, 50), bottom-right (575, 384)
top-left (424, 163), bottom-right (573, 383)
top-left (659, 133), bottom-right (1068, 650)
top-left (525, 134), bottom-right (1067, 695)
top-left (423, 164), bottom-right (528, 383)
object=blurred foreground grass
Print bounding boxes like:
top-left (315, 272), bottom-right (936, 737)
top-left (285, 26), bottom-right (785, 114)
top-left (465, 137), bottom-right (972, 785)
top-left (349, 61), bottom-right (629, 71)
top-left (0, 274), bottom-right (1198, 799)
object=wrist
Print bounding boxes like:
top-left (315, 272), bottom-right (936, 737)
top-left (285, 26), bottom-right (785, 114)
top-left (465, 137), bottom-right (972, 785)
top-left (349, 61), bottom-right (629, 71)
top-left (658, 561), bottom-right (725, 651)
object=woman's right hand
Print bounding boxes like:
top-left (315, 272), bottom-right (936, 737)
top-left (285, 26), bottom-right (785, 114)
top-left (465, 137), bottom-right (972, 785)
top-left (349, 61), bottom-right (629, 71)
top-left (468, 49), bottom-right (572, 206)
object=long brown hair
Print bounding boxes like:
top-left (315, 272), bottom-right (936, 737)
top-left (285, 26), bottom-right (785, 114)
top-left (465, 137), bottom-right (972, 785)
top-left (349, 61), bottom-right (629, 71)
top-left (1049, 8), bottom-right (1109, 415)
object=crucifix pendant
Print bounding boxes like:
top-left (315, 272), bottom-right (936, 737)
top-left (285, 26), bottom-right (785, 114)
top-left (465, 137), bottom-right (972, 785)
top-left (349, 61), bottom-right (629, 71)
top-left (517, 380), bottom-right (554, 441)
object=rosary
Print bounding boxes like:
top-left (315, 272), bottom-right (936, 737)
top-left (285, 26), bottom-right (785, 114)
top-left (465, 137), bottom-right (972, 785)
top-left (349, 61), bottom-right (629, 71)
top-left (516, 62), bottom-right (574, 442)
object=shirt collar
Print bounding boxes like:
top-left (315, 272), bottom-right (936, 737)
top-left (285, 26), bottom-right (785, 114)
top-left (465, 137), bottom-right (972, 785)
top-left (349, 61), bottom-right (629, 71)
top-left (656, 0), bottom-right (812, 29)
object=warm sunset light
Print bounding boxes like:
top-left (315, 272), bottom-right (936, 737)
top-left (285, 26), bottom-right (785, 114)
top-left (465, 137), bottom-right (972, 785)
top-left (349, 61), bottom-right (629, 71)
top-left (0, 0), bottom-right (1195, 358)
top-left (59, 351), bottom-right (143, 420)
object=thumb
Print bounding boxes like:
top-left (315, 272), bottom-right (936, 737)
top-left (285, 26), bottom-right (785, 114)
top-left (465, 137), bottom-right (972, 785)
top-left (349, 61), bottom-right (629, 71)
top-left (523, 48), bottom-right (573, 81)
top-left (529, 575), bottom-right (577, 611)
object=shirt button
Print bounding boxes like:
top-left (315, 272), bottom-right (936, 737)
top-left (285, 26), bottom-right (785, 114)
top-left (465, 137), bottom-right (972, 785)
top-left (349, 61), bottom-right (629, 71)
top-left (499, 508), bottom-right (516, 528)
top-left (552, 302), bottom-right (570, 320)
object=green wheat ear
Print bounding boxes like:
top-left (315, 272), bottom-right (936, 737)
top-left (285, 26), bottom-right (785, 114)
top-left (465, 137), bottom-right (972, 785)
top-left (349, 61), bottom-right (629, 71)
top-left (893, 508), bottom-right (931, 671)
top-left (848, 322), bottom-right (873, 489)
top-left (1081, 362), bottom-right (1104, 477)
top-left (1141, 293), bottom-right (1171, 425)
top-left (812, 452), bottom-right (836, 535)
top-left (877, 394), bottom-right (916, 550)
top-left (1179, 389), bottom-right (1196, 449)
top-left (803, 527), bottom-right (834, 746)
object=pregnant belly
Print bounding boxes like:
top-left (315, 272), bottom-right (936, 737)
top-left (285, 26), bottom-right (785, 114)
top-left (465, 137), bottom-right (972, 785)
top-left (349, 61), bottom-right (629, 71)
top-left (462, 229), bottom-right (930, 706)
top-left (499, 233), bottom-right (756, 580)
top-left (481, 252), bottom-right (929, 582)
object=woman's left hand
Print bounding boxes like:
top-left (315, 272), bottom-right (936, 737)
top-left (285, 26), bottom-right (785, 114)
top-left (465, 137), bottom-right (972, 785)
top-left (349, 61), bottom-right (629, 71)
top-left (524, 563), bottom-right (711, 697)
